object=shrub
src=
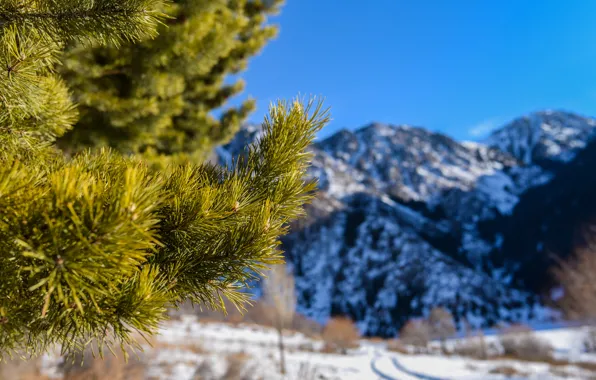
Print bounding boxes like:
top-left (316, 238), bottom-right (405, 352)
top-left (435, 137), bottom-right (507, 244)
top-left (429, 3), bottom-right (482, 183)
top-left (0, 356), bottom-right (47, 380)
top-left (583, 328), bottom-right (596, 353)
top-left (387, 339), bottom-right (409, 354)
top-left (399, 319), bottom-right (431, 352)
top-left (452, 336), bottom-right (489, 359)
top-left (488, 365), bottom-right (527, 377)
top-left (192, 359), bottom-right (215, 380)
top-left (322, 317), bottom-right (360, 354)
top-left (428, 307), bottom-right (456, 351)
top-left (292, 314), bottom-right (324, 338)
top-left (297, 362), bottom-right (321, 380)
top-left (61, 346), bottom-right (146, 380)
top-left (499, 324), bottom-right (553, 361)
top-left (222, 353), bottom-right (252, 380)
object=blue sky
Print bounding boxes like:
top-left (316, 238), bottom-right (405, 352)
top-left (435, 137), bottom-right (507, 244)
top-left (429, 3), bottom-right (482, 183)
top-left (228, 0), bottom-right (596, 141)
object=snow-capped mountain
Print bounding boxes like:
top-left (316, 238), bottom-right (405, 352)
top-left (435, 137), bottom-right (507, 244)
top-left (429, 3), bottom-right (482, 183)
top-left (218, 110), bottom-right (596, 337)
top-left (485, 110), bottom-right (596, 165)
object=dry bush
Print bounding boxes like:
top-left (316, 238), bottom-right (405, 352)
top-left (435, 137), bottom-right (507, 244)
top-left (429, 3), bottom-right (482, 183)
top-left (453, 336), bottom-right (489, 359)
top-left (387, 339), bottom-right (409, 354)
top-left (549, 367), bottom-right (581, 379)
top-left (297, 362), bottom-right (321, 380)
top-left (322, 317), bottom-right (360, 354)
top-left (155, 340), bottom-right (207, 355)
top-left (244, 301), bottom-right (275, 327)
top-left (428, 307), bottom-right (456, 351)
top-left (499, 324), bottom-right (553, 361)
top-left (292, 314), bottom-right (323, 338)
top-left (0, 356), bottom-right (48, 380)
top-left (399, 319), bottom-right (430, 352)
top-left (297, 342), bottom-right (316, 352)
top-left (552, 223), bottom-right (596, 320)
top-left (320, 344), bottom-right (337, 354)
top-left (365, 337), bottom-right (385, 344)
top-left (222, 352), bottom-right (251, 380)
top-left (488, 365), bottom-right (527, 377)
top-left (61, 349), bottom-right (146, 380)
top-left (192, 359), bottom-right (215, 380)
top-left (584, 328), bottom-right (596, 353)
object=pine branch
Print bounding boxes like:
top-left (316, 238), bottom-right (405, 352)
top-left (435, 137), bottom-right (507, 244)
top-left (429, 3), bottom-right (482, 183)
top-left (0, 98), bottom-right (329, 360)
top-left (0, 0), bottom-right (168, 46)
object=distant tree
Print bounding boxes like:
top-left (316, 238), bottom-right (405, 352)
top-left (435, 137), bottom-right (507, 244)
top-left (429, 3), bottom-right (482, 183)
top-left (262, 264), bottom-right (296, 374)
top-left (428, 307), bottom-right (457, 352)
top-left (322, 317), bottom-right (360, 354)
top-left (399, 319), bottom-right (430, 352)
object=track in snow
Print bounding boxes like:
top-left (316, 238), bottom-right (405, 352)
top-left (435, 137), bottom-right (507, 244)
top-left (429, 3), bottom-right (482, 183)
top-left (370, 356), bottom-right (400, 380)
top-left (391, 357), bottom-right (445, 380)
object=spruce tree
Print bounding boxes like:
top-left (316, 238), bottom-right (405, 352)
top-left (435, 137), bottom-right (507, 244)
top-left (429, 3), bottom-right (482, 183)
top-left (0, 0), bottom-right (328, 360)
top-left (57, 0), bottom-right (282, 166)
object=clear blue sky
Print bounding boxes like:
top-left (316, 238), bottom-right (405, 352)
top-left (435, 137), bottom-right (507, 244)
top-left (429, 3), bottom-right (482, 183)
top-left (229, 0), bottom-right (596, 141)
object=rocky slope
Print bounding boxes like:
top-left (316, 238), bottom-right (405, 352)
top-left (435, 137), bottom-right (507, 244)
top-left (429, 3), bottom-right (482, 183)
top-left (218, 110), bottom-right (596, 337)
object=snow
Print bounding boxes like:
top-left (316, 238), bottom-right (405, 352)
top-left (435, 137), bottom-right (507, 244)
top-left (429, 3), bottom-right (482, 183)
top-left (38, 317), bottom-right (596, 379)
top-left (486, 111), bottom-right (596, 165)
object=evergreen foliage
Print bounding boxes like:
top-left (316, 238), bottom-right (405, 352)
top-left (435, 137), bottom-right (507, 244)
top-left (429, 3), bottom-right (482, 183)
top-left (57, 0), bottom-right (282, 166)
top-left (0, 0), bottom-right (328, 361)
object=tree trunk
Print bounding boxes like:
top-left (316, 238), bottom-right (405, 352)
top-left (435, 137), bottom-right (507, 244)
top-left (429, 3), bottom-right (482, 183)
top-left (277, 325), bottom-right (286, 374)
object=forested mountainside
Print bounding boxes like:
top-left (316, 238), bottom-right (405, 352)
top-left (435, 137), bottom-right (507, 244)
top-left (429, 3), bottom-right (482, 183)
top-left (218, 111), bottom-right (596, 336)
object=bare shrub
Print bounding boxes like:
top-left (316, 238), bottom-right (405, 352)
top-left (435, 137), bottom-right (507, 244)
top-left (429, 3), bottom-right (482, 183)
top-left (292, 314), bottom-right (323, 338)
top-left (322, 317), bottom-right (360, 354)
top-left (297, 362), bottom-right (321, 380)
top-left (192, 359), bottom-right (215, 380)
top-left (453, 337), bottom-right (488, 359)
top-left (245, 301), bottom-right (275, 327)
top-left (0, 356), bottom-right (47, 380)
top-left (387, 339), bottom-right (409, 354)
top-left (552, 223), bottom-right (596, 321)
top-left (488, 365), bottom-right (527, 377)
top-left (549, 367), bottom-right (578, 379)
top-left (584, 328), bottom-right (596, 353)
top-left (297, 342), bottom-right (316, 352)
top-left (262, 264), bottom-right (296, 374)
top-left (499, 324), bottom-right (553, 361)
top-left (428, 307), bottom-right (456, 352)
top-left (153, 340), bottom-right (207, 355)
top-left (222, 352), bottom-right (251, 380)
top-left (399, 319), bottom-right (430, 352)
top-left (61, 347), bottom-right (146, 380)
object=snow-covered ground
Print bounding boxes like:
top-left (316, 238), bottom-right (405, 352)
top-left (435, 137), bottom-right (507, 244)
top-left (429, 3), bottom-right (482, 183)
top-left (32, 315), bottom-right (596, 380)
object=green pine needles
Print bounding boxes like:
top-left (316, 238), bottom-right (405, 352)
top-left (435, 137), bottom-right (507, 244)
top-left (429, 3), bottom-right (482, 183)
top-left (57, 0), bottom-right (283, 166)
top-left (0, 0), bottom-right (328, 361)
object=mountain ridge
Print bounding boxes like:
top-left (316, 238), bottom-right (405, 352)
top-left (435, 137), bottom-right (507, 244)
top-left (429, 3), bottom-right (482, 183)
top-left (218, 109), bottom-right (596, 336)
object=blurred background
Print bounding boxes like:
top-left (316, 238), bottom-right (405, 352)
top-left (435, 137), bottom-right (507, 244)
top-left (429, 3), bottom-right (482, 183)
top-left (6, 1), bottom-right (596, 379)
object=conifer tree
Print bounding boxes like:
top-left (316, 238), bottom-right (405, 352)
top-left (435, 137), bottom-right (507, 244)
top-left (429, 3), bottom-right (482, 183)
top-left (0, 0), bottom-right (328, 361)
top-left (57, 0), bottom-right (282, 166)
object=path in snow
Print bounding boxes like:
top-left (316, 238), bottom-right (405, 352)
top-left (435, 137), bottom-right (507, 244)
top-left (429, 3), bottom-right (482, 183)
top-left (371, 355), bottom-right (399, 380)
top-left (391, 357), bottom-right (446, 380)
top-left (369, 350), bottom-right (438, 380)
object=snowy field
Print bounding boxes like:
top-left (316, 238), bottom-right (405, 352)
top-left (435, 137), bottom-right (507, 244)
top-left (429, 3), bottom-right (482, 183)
top-left (12, 314), bottom-right (593, 380)
top-left (27, 314), bottom-right (596, 380)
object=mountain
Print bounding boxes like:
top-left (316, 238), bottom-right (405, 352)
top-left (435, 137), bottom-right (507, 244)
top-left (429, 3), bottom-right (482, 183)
top-left (218, 110), bottom-right (596, 337)
top-left (486, 110), bottom-right (596, 165)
